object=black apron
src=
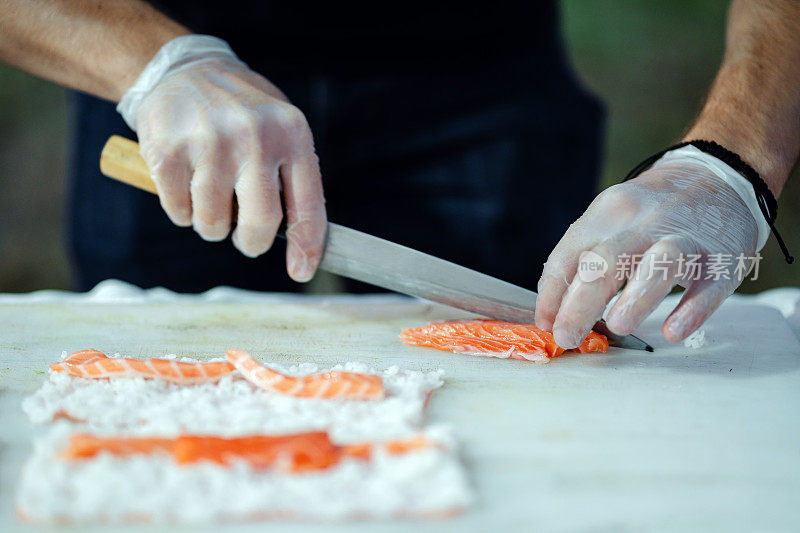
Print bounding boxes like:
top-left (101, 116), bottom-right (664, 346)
top-left (67, 1), bottom-right (604, 292)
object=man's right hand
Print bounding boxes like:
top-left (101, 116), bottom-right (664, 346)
top-left (0, 0), bottom-right (326, 282)
top-left (124, 37), bottom-right (327, 282)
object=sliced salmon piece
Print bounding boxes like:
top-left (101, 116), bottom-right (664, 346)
top-left (62, 432), bottom-right (433, 472)
top-left (50, 349), bottom-right (235, 384)
top-left (174, 433), bottom-right (342, 472)
top-left (63, 434), bottom-right (175, 460)
top-left (383, 435), bottom-right (432, 454)
top-left (50, 349), bottom-right (108, 373)
top-left (340, 443), bottom-right (372, 460)
top-left (63, 349), bottom-right (108, 365)
top-left (226, 349), bottom-right (384, 401)
top-left (400, 319), bottom-right (609, 361)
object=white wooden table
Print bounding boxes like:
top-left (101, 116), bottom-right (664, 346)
top-left (1, 282), bottom-right (798, 532)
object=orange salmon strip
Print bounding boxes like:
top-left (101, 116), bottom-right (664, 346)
top-left (65, 434), bottom-right (175, 459)
top-left (62, 432), bottom-right (432, 472)
top-left (401, 319), bottom-right (609, 361)
top-left (50, 349), bottom-right (235, 384)
top-left (226, 349), bottom-right (384, 401)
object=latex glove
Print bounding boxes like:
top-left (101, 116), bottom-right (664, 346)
top-left (535, 145), bottom-right (767, 347)
top-left (117, 35), bottom-right (325, 281)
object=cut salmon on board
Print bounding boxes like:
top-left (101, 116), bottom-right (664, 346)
top-left (401, 319), bottom-right (609, 361)
top-left (51, 349), bottom-right (235, 384)
top-left (55, 349), bottom-right (108, 366)
top-left (226, 349), bottom-right (384, 401)
top-left (62, 431), bottom-right (433, 472)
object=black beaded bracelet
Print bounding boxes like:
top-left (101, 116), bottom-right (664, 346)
top-left (623, 139), bottom-right (794, 264)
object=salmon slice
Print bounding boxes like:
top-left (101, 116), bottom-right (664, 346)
top-left (62, 432), bottom-right (432, 472)
top-left (226, 349), bottom-right (384, 401)
top-left (64, 434), bottom-right (175, 459)
top-left (50, 349), bottom-right (235, 384)
top-left (63, 349), bottom-right (108, 365)
top-left (338, 436), bottom-right (432, 461)
top-left (173, 433), bottom-right (342, 472)
top-left (400, 319), bottom-right (609, 361)
top-left (49, 349), bottom-right (108, 372)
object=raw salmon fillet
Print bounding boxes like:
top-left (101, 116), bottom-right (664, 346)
top-left (51, 349), bottom-right (234, 384)
top-left (400, 319), bottom-right (609, 361)
top-left (62, 431), bottom-right (432, 473)
top-left (226, 349), bottom-right (384, 401)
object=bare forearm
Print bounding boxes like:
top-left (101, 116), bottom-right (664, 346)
top-left (684, 0), bottom-right (800, 196)
top-left (0, 0), bottom-right (189, 102)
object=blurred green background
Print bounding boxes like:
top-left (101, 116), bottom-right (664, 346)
top-left (0, 1), bottom-right (796, 293)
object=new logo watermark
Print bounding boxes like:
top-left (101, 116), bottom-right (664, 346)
top-left (577, 251), bottom-right (608, 282)
top-left (575, 251), bottom-right (762, 283)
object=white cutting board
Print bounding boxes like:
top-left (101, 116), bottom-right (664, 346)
top-left (1, 293), bottom-right (799, 532)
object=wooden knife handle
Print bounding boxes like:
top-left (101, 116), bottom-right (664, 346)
top-left (99, 135), bottom-right (272, 232)
top-left (99, 135), bottom-right (158, 194)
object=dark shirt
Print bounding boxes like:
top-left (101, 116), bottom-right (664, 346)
top-left (66, 1), bottom-right (604, 293)
top-left (151, 1), bottom-right (561, 74)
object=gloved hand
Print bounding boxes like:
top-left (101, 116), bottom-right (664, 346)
top-left (535, 145), bottom-right (767, 347)
top-left (117, 35), bottom-right (325, 282)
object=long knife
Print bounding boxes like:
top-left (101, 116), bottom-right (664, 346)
top-left (321, 223), bottom-right (652, 351)
top-left (100, 135), bottom-right (653, 351)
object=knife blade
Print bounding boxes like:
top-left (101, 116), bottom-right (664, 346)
top-left (318, 223), bottom-right (653, 352)
top-left (99, 135), bottom-right (653, 351)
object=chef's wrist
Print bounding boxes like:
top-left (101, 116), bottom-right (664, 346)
top-left (116, 34), bottom-right (244, 131)
top-left (684, 106), bottom-right (792, 198)
top-left (623, 139), bottom-right (793, 263)
top-left (657, 145), bottom-right (770, 251)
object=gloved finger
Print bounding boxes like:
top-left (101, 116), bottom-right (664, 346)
top-left (281, 154), bottom-right (326, 282)
top-left (662, 276), bottom-right (736, 342)
top-left (189, 146), bottom-right (236, 242)
top-left (231, 160), bottom-right (282, 257)
top-left (140, 144), bottom-right (192, 227)
top-left (605, 235), bottom-right (693, 336)
top-left (552, 233), bottom-right (645, 348)
top-left (535, 229), bottom-right (586, 332)
top-left (535, 183), bottom-right (646, 331)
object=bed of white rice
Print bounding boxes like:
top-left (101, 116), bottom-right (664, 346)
top-left (17, 423), bottom-right (471, 524)
top-left (23, 355), bottom-right (444, 441)
top-left (17, 354), bottom-right (472, 523)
